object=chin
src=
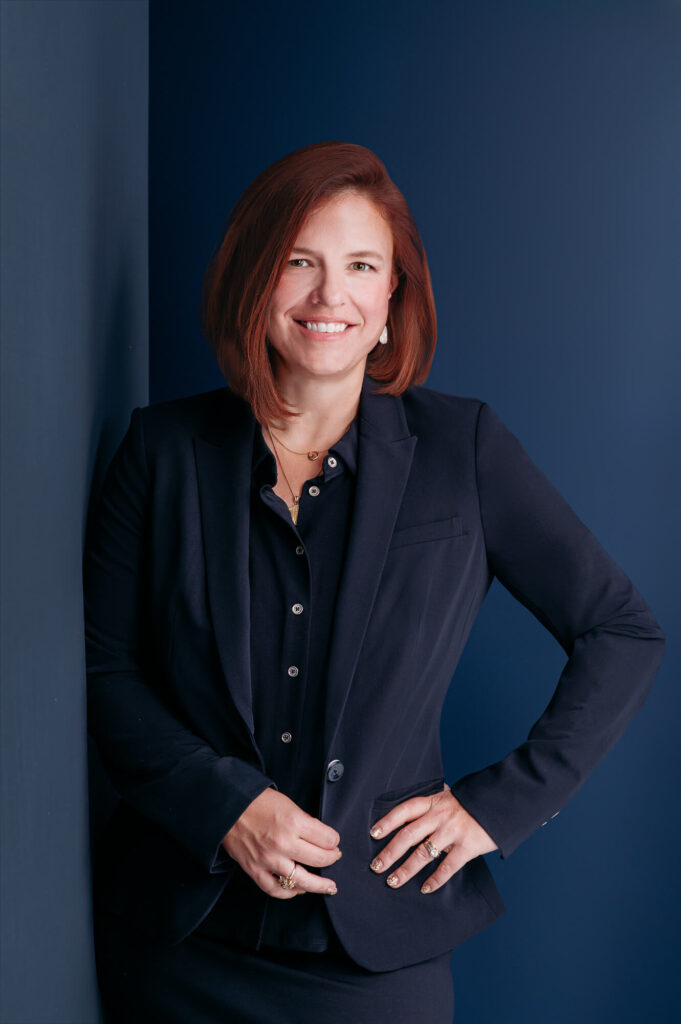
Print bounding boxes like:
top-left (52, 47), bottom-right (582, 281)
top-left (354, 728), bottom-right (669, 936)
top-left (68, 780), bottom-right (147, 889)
top-left (276, 346), bottom-right (359, 374)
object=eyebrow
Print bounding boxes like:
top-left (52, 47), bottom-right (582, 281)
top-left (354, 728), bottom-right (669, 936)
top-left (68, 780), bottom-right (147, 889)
top-left (290, 247), bottom-right (386, 264)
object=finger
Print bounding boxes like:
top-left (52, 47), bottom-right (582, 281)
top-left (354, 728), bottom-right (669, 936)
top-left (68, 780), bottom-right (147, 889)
top-left (298, 813), bottom-right (341, 851)
top-left (263, 860), bottom-right (339, 899)
top-left (369, 810), bottom-right (439, 877)
top-left (252, 854), bottom-right (310, 901)
top-left (369, 794), bottom-right (439, 841)
top-left (251, 863), bottom-right (300, 900)
top-left (293, 836), bottom-right (343, 869)
top-left (379, 832), bottom-right (456, 890)
top-left (419, 844), bottom-right (471, 894)
top-left (288, 863), bottom-right (339, 896)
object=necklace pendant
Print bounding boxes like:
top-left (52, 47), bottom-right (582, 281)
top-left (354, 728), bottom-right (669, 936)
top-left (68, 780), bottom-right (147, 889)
top-left (307, 451), bottom-right (319, 460)
top-left (288, 499), bottom-right (299, 525)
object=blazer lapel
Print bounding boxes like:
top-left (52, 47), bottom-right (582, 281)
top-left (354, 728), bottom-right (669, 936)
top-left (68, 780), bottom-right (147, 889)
top-left (322, 374), bottom-right (417, 757)
top-left (193, 391), bottom-right (257, 741)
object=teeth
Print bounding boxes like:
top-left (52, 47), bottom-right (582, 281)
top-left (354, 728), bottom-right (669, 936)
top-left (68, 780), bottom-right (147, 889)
top-left (301, 321), bottom-right (349, 333)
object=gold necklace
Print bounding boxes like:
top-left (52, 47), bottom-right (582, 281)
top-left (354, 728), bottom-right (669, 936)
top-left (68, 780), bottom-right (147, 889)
top-left (265, 416), bottom-right (354, 526)
top-left (267, 429), bottom-right (326, 461)
top-left (268, 414), bottom-right (355, 460)
top-left (266, 426), bottom-right (302, 524)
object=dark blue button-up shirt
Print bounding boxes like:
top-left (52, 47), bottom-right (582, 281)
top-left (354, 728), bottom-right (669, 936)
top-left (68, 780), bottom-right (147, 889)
top-left (196, 411), bottom-right (358, 953)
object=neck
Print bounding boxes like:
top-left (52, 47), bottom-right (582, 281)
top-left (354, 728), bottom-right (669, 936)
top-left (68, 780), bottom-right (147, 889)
top-left (266, 361), bottom-right (365, 447)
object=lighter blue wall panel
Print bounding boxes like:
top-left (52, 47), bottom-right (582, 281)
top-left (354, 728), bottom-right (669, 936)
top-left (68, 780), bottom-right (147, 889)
top-left (0, 1), bottom-right (148, 1019)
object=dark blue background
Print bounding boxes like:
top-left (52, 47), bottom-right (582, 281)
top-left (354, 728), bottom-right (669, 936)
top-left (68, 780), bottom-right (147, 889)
top-left (150, 2), bottom-right (680, 1019)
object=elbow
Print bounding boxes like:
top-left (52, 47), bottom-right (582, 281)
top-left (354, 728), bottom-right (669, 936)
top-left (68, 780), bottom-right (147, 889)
top-left (597, 587), bottom-right (667, 646)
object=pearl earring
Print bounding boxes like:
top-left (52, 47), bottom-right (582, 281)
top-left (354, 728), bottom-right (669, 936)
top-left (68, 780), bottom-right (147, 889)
top-left (378, 325), bottom-right (388, 345)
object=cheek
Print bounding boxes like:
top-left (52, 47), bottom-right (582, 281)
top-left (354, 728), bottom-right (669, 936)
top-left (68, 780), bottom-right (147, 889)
top-left (268, 277), bottom-right (298, 317)
top-left (367, 278), bottom-right (392, 308)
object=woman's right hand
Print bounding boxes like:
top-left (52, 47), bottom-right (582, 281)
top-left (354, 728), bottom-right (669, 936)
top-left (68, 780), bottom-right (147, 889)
top-left (220, 787), bottom-right (342, 898)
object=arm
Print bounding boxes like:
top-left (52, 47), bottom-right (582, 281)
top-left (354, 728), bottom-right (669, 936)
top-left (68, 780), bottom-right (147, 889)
top-left (450, 401), bottom-right (666, 858)
top-left (83, 406), bottom-right (277, 874)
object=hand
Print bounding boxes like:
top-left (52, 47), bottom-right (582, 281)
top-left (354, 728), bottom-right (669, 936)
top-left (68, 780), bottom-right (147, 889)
top-left (368, 783), bottom-right (497, 894)
top-left (221, 787), bottom-right (343, 899)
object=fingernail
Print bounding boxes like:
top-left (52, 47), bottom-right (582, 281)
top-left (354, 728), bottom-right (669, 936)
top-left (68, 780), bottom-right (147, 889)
top-left (386, 874), bottom-right (399, 887)
top-left (327, 886), bottom-right (338, 895)
top-left (370, 858), bottom-right (382, 871)
top-left (421, 884), bottom-right (431, 894)
top-left (335, 850), bottom-right (343, 859)
top-left (370, 826), bottom-right (383, 838)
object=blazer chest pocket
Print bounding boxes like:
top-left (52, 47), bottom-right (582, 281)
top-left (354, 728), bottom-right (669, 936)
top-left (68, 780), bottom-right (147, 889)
top-left (372, 775), bottom-right (446, 809)
top-left (388, 515), bottom-right (465, 550)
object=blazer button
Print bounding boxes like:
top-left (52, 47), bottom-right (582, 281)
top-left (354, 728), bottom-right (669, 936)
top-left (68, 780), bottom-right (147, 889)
top-left (326, 759), bottom-right (344, 782)
top-left (327, 456), bottom-right (337, 468)
top-left (308, 484), bottom-right (320, 497)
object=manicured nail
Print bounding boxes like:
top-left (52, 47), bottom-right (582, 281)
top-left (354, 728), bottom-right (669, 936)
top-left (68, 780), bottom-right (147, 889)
top-left (370, 858), bottom-right (382, 872)
top-left (421, 884), bottom-right (431, 894)
top-left (386, 874), bottom-right (399, 887)
top-left (370, 826), bottom-right (383, 838)
top-left (327, 886), bottom-right (338, 895)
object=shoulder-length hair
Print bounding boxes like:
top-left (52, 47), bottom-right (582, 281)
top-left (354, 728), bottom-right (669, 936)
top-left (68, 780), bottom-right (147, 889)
top-left (200, 140), bottom-right (437, 425)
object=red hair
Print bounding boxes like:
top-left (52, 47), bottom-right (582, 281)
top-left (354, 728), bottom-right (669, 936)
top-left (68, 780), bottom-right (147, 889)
top-left (200, 141), bottom-right (437, 425)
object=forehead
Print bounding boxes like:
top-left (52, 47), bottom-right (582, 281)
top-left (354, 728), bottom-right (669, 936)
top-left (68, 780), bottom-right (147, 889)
top-left (295, 193), bottom-right (393, 251)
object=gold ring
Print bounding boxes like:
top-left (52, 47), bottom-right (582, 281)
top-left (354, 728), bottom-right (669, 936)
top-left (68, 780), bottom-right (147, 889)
top-left (424, 839), bottom-right (441, 859)
top-left (278, 863), bottom-right (297, 889)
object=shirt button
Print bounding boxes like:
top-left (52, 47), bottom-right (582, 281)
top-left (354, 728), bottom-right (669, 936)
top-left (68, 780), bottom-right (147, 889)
top-left (281, 732), bottom-right (293, 743)
top-left (291, 603), bottom-right (304, 615)
top-left (308, 484), bottom-right (320, 497)
top-left (327, 456), bottom-right (337, 468)
top-left (295, 545), bottom-right (304, 556)
top-left (287, 665), bottom-right (299, 677)
top-left (326, 759), bottom-right (344, 782)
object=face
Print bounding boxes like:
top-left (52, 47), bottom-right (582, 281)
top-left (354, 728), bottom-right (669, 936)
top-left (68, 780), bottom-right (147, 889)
top-left (265, 191), bottom-right (398, 385)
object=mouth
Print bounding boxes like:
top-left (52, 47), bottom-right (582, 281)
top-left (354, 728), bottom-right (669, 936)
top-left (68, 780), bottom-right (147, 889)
top-left (294, 319), bottom-right (357, 339)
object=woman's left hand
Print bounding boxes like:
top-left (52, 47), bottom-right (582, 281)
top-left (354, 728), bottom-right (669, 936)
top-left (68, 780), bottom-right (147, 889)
top-left (368, 783), bottom-right (498, 894)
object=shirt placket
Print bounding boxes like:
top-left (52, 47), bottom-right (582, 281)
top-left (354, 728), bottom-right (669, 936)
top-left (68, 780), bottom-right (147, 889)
top-left (256, 441), bottom-right (350, 793)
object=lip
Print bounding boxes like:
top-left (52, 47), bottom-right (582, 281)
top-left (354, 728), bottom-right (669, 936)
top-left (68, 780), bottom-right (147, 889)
top-left (294, 319), bottom-right (357, 339)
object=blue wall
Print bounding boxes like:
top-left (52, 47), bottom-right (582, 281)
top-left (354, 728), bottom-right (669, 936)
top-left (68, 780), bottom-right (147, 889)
top-left (149, 1), bottom-right (680, 1019)
top-left (1, 1), bottom-right (148, 1019)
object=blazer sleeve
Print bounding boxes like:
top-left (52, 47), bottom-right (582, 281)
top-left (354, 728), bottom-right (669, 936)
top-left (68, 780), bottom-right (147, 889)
top-left (83, 407), bottom-right (277, 874)
top-left (450, 401), bottom-right (666, 859)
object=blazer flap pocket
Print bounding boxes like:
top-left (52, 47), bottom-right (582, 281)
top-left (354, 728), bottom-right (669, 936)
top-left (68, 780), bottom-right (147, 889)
top-left (388, 515), bottom-right (465, 550)
top-left (372, 775), bottom-right (445, 808)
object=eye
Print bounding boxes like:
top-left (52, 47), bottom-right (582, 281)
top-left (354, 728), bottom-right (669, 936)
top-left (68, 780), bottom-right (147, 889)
top-left (350, 261), bottom-right (374, 272)
top-left (288, 258), bottom-right (310, 267)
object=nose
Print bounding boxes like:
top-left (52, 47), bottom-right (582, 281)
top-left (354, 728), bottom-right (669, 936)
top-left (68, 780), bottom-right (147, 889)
top-left (311, 266), bottom-right (346, 309)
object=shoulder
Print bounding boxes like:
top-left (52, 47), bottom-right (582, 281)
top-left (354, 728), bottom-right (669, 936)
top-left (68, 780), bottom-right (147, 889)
top-left (401, 380), bottom-right (487, 437)
top-left (134, 386), bottom-right (248, 449)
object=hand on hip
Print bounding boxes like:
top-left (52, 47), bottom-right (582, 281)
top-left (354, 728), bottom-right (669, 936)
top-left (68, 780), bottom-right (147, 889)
top-left (368, 783), bottom-right (498, 895)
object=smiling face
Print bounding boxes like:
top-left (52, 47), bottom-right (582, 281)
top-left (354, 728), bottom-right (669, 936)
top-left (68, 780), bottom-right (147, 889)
top-left (265, 191), bottom-right (398, 386)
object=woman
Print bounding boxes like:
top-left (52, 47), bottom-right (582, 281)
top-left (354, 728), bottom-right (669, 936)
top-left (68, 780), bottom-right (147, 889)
top-left (85, 141), bottom-right (666, 1022)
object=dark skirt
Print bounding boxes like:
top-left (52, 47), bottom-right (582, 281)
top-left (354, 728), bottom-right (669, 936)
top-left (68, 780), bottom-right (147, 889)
top-left (94, 911), bottom-right (455, 1024)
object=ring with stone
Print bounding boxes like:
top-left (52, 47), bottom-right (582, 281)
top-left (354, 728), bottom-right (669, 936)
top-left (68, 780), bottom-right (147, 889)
top-left (424, 839), bottom-right (441, 859)
top-left (278, 863), bottom-right (297, 889)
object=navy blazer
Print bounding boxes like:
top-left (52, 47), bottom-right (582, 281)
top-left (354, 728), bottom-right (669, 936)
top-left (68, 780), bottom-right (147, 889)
top-left (84, 372), bottom-right (666, 972)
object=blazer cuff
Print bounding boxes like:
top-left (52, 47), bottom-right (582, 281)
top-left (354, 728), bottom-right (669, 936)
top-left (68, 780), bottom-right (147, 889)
top-left (206, 774), bottom-right (279, 874)
top-left (126, 752), bottom-right (279, 875)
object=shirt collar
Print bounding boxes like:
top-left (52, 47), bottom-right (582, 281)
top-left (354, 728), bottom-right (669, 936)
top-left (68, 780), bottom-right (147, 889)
top-left (252, 413), bottom-right (358, 482)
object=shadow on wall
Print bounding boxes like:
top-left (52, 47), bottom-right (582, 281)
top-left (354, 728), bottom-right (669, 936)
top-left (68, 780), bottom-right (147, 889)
top-left (83, 253), bottom-right (147, 871)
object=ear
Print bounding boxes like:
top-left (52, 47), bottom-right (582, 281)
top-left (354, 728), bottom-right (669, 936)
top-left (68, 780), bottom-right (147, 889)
top-left (389, 270), bottom-right (398, 296)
